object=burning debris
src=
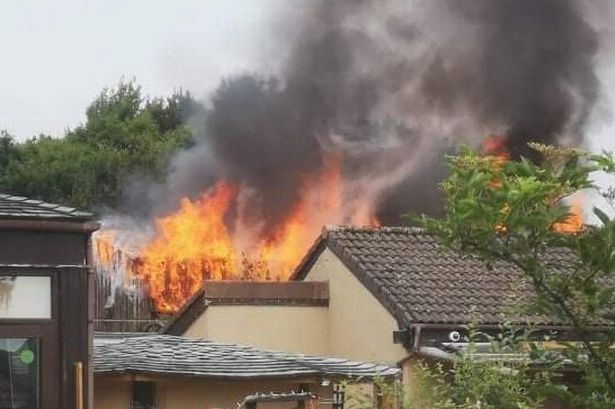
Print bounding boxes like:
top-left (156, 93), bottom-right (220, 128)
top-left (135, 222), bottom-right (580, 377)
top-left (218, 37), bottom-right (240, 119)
top-left (95, 0), bottom-right (611, 313)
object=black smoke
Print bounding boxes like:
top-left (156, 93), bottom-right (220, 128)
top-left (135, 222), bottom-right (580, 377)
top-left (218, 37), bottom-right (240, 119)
top-left (129, 0), bottom-right (609, 226)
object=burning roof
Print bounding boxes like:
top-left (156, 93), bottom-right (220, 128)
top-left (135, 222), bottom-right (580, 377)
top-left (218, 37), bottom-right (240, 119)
top-left (94, 0), bottom-right (610, 317)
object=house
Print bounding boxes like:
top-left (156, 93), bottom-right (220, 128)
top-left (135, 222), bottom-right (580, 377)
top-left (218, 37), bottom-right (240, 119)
top-left (93, 333), bottom-right (400, 409)
top-left (164, 226), bottom-right (591, 378)
top-left (0, 194), bottom-right (99, 409)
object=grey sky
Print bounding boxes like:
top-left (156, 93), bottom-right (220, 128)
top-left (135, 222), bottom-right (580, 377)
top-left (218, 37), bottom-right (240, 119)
top-left (0, 0), bottom-right (281, 140)
top-left (0, 0), bottom-right (613, 154)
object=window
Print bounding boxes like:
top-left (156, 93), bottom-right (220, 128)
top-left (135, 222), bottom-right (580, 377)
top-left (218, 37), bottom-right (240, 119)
top-left (131, 381), bottom-right (155, 409)
top-left (0, 338), bottom-right (39, 409)
top-left (0, 277), bottom-right (51, 319)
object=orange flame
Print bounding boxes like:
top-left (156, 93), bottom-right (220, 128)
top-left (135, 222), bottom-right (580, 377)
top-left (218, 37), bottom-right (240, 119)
top-left (552, 199), bottom-right (584, 234)
top-left (93, 229), bottom-right (117, 271)
top-left (97, 156), bottom-right (380, 313)
top-left (477, 134), bottom-right (585, 235)
top-left (481, 134), bottom-right (510, 164)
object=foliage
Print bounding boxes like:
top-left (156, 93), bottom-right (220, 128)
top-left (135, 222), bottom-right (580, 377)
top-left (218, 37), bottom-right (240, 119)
top-left (419, 144), bottom-right (615, 407)
top-left (347, 329), bottom-right (555, 409)
top-left (0, 80), bottom-right (201, 210)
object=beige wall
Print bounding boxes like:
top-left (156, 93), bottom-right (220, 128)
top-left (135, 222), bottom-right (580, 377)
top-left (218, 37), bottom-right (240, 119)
top-left (94, 376), bottom-right (131, 409)
top-left (94, 375), bottom-right (334, 409)
top-left (184, 247), bottom-right (406, 364)
top-left (184, 304), bottom-right (329, 355)
top-left (304, 248), bottom-right (407, 364)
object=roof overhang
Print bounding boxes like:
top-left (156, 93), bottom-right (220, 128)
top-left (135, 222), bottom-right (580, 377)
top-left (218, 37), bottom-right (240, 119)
top-left (0, 218), bottom-right (100, 233)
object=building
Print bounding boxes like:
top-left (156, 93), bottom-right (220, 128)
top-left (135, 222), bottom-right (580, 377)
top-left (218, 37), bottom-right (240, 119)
top-left (0, 194), bottom-right (99, 409)
top-left (164, 227), bottom-right (595, 378)
top-left (93, 333), bottom-right (400, 409)
top-left (163, 281), bottom-right (330, 355)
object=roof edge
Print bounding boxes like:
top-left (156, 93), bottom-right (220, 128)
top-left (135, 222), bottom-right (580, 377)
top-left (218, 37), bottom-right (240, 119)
top-left (161, 288), bottom-right (207, 335)
top-left (0, 219), bottom-right (100, 233)
top-left (289, 226), bottom-right (330, 281)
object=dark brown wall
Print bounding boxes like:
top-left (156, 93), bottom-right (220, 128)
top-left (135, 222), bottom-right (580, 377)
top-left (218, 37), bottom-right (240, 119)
top-left (58, 266), bottom-right (91, 409)
top-left (0, 227), bottom-right (94, 409)
top-left (0, 230), bottom-right (88, 265)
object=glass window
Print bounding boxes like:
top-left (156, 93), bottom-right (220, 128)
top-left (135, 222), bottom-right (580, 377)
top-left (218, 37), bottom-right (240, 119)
top-left (131, 381), bottom-right (155, 409)
top-left (0, 277), bottom-right (51, 319)
top-left (0, 338), bottom-right (39, 409)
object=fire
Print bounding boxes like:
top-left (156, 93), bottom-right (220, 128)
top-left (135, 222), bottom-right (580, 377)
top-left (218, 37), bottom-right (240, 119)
top-left (551, 198), bottom-right (584, 234)
top-left (479, 135), bottom-right (584, 235)
top-left (93, 229), bottom-right (117, 271)
top-left (133, 182), bottom-right (238, 312)
top-left (96, 157), bottom-right (379, 313)
top-left (481, 134), bottom-right (510, 164)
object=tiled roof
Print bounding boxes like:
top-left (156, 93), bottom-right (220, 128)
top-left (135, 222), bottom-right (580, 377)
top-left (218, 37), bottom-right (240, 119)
top-left (163, 281), bottom-right (329, 335)
top-left (0, 194), bottom-right (93, 221)
top-left (293, 226), bottom-right (559, 326)
top-left (93, 335), bottom-right (400, 379)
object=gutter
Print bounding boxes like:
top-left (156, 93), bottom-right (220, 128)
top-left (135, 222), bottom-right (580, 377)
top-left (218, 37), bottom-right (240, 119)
top-left (394, 322), bottom-right (613, 352)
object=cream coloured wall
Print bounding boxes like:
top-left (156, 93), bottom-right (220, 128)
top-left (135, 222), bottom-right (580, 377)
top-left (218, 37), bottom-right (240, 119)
top-left (303, 247), bottom-right (407, 364)
top-left (159, 378), bottom-right (331, 409)
top-left (185, 247), bottom-right (406, 364)
top-left (94, 376), bottom-right (131, 409)
top-left (93, 375), bottom-right (334, 409)
top-left (184, 304), bottom-right (329, 355)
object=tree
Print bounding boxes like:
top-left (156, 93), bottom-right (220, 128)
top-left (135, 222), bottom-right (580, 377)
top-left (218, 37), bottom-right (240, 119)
top-left (0, 80), bottom-right (197, 210)
top-left (0, 131), bottom-right (18, 172)
top-left (420, 144), bottom-right (615, 407)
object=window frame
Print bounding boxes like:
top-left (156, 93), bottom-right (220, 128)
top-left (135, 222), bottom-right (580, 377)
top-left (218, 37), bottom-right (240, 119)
top-left (0, 266), bottom-right (61, 409)
top-left (0, 267), bottom-right (58, 324)
top-left (0, 325), bottom-right (59, 409)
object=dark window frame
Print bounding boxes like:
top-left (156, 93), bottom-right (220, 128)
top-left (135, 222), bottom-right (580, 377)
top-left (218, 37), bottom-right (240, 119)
top-left (0, 266), bottom-right (64, 409)
top-left (0, 324), bottom-right (58, 409)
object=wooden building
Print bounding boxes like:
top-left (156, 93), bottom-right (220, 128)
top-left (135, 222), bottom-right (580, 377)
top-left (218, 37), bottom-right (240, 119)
top-left (0, 194), bottom-right (99, 409)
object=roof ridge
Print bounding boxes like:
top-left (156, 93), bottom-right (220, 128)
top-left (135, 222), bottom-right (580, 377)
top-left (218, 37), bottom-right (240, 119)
top-left (322, 225), bottom-right (425, 238)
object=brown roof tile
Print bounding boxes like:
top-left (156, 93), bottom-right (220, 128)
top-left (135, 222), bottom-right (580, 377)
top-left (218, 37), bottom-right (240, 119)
top-left (292, 226), bottom-right (561, 326)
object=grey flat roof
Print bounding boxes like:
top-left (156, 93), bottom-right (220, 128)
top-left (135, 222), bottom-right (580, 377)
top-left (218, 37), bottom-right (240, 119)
top-left (94, 334), bottom-right (400, 379)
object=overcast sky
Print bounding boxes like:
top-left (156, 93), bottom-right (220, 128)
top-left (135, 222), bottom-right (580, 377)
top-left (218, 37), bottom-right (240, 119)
top-left (0, 0), bottom-right (283, 140)
top-left (0, 0), bottom-right (614, 154)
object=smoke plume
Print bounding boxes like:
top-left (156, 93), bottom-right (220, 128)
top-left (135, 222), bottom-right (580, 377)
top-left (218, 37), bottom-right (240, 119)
top-left (127, 0), bottom-right (609, 227)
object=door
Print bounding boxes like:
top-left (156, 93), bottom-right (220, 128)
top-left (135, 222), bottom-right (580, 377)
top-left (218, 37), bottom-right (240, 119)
top-left (0, 272), bottom-right (60, 409)
top-left (0, 324), bottom-right (59, 409)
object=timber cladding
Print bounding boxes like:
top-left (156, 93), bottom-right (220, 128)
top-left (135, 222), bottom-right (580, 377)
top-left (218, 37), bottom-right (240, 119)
top-left (0, 193), bottom-right (98, 409)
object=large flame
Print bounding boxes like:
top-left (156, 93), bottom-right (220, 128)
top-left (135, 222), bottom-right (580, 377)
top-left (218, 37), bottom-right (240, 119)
top-left (95, 157), bottom-right (379, 313)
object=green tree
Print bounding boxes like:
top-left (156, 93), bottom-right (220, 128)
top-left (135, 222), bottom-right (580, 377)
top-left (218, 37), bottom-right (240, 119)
top-left (0, 131), bottom-right (18, 172)
top-left (0, 80), bottom-right (197, 210)
top-left (420, 144), bottom-right (615, 408)
top-left (345, 324), bottom-right (556, 409)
